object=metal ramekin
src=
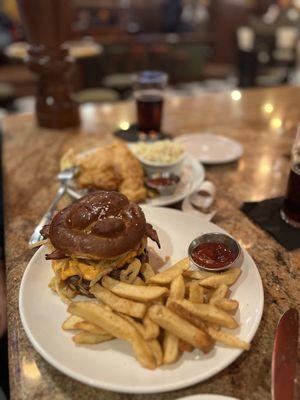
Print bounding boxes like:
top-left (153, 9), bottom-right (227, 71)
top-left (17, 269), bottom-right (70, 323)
top-left (146, 172), bottom-right (180, 196)
top-left (188, 232), bottom-right (242, 272)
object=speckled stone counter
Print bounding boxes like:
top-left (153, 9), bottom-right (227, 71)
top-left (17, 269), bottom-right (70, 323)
top-left (3, 86), bottom-right (300, 400)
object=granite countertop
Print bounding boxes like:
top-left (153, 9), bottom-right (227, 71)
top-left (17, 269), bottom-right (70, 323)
top-left (3, 86), bottom-right (300, 400)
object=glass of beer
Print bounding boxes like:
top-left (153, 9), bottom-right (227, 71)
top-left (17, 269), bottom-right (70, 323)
top-left (134, 71), bottom-right (168, 134)
top-left (281, 127), bottom-right (300, 227)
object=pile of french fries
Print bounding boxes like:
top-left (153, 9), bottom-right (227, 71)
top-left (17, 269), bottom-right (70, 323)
top-left (62, 257), bottom-right (250, 370)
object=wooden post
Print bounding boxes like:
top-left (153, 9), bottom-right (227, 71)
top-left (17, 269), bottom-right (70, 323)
top-left (17, 0), bottom-right (80, 129)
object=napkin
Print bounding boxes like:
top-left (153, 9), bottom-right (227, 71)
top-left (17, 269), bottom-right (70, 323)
top-left (241, 197), bottom-right (300, 251)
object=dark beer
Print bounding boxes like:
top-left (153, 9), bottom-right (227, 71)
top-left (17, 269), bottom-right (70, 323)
top-left (136, 93), bottom-right (163, 133)
top-left (281, 163), bottom-right (300, 226)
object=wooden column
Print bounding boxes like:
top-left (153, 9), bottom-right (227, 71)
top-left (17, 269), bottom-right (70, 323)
top-left (17, 0), bottom-right (80, 129)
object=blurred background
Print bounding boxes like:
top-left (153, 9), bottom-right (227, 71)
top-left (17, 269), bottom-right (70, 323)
top-left (0, 0), bottom-right (300, 113)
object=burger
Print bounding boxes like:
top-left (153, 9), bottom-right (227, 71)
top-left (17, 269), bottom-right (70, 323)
top-left (41, 191), bottom-right (160, 299)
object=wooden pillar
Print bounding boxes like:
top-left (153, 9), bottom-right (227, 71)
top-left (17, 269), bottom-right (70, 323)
top-left (17, 0), bottom-right (80, 129)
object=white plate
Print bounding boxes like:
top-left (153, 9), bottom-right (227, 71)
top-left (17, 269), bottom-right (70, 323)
top-left (19, 207), bottom-right (263, 394)
top-left (177, 395), bottom-right (239, 400)
top-left (145, 154), bottom-right (204, 206)
top-left (177, 133), bottom-right (244, 164)
top-left (70, 152), bottom-right (205, 207)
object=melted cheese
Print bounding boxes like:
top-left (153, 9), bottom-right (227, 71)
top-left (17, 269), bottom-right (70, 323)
top-left (60, 248), bottom-right (142, 281)
top-left (57, 237), bottom-right (147, 282)
top-left (61, 260), bottom-right (100, 281)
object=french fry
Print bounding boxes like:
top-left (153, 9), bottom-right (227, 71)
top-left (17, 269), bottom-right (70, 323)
top-left (48, 276), bottom-right (57, 292)
top-left (153, 296), bottom-right (165, 305)
top-left (148, 305), bottom-right (213, 352)
top-left (62, 315), bottom-right (84, 330)
top-left (143, 314), bottom-right (160, 340)
top-left (72, 332), bottom-right (114, 345)
top-left (121, 314), bottom-right (159, 340)
top-left (147, 258), bottom-right (189, 285)
top-left (116, 314), bottom-right (144, 336)
top-left (148, 339), bottom-right (163, 367)
top-left (209, 284), bottom-right (229, 305)
top-left (166, 274), bottom-right (185, 306)
top-left (170, 299), bottom-right (238, 329)
top-left (183, 270), bottom-right (215, 280)
top-left (189, 281), bottom-right (204, 303)
top-left (199, 268), bottom-right (241, 288)
top-left (68, 301), bottom-right (156, 369)
top-left (102, 276), bottom-right (168, 302)
top-left (29, 238), bottom-right (49, 249)
top-left (206, 322), bottom-right (221, 331)
top-left (58, 253), bottom-right (245, 369)
top-left (74, 321), bottom-right (107, 334)
top-left (90, 284), bottom-right (147, 318)
top-left (164, 274), bottom-right (185, 362)
top-left (214, 299), bottom-right (239, 314)
top-left (207, 327), bottom-right (250, 350)
top-left (120, 259), bottom-right (141, 283)
top-left (203, 288), bottom-right (214, 303)
top-left (133, 276), bottom-right (145, 286)
top-left (163, 331), bottom-right (179, 364)
top-left (169, 302), bottom-right (208, 332)
top-left (178, 340), bottom-right (194, 353)
top-left (140, 262), bottom-right (155, 281)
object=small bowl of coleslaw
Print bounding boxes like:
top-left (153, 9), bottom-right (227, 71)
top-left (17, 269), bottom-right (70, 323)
top-left (130, 140), bottom-right (185, 176)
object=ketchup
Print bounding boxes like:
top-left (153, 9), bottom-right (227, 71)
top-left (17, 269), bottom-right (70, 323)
top-left (191, 242), bottom-right (235, 269)
top-left (148, 177), bottom-right (176, 186)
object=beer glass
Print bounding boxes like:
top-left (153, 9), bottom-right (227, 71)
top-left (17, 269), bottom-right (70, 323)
top-left (134, 71), bottom-right (168, 134)
top-left (281, 127), bottom-right (300, 227)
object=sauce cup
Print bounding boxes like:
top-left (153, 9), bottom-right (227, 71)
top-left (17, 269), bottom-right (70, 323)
top-left (146, 172), bottom-right (180, 196)
top-left (188, 232), bottom-right (242, 272)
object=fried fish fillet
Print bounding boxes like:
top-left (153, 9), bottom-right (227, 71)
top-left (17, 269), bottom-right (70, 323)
top-left (73, 141), bottom-right (147, 202)
top-left (112, 141), bottom-right (147, 202)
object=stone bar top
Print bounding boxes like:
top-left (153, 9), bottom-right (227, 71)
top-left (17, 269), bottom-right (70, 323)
top-left (2, 86), bottom-right (300, 400)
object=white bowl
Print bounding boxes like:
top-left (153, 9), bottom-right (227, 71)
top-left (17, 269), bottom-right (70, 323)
top-left (137, 152), bottom-right (186, 176)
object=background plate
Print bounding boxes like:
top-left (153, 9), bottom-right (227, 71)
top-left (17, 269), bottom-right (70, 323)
top-left (19, 207), bottom-right (263, 394)
top-left (70, 151), bottom-right (205, 207)
top-left (177, 133), bottom-right (244, 164)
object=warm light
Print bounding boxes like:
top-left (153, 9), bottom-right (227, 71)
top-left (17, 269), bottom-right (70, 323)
top-left (231, 90), bottom-right (242, 101)
top-left (81, 103), bottom-right (97, 118)
top-left (270, 117), bottom-right (282, 130)
top-left (101, 104), bottom-right (112, 114)
top-left (263, 103), bottom-right (274, 113)
top-left (237, 237), bottom-right (253, 250)
top-left (170, 96), bottom-right (181, 107)
top-left (119, 121), bottom-right (130, 130)
top-left (258, 159), bottom-right (272, 176)
top-left (22, 359), bottom-right (41, 381)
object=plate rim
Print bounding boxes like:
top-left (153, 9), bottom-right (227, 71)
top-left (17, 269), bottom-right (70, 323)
top-left (19, 207), bottom-right (264, 394)
top-left (176, 133), bottom-right (244, 164)
top-left (177, 395), bottom-right (239, 400)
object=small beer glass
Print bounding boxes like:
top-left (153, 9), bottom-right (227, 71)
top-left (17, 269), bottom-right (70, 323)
top-left (134, 71), bottom-right (168, 134)
top-left (281, 127), bottom-right (300, 227)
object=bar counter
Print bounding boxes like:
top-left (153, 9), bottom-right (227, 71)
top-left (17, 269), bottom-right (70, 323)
top-left (3, 86), bottom-right (300, 400)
